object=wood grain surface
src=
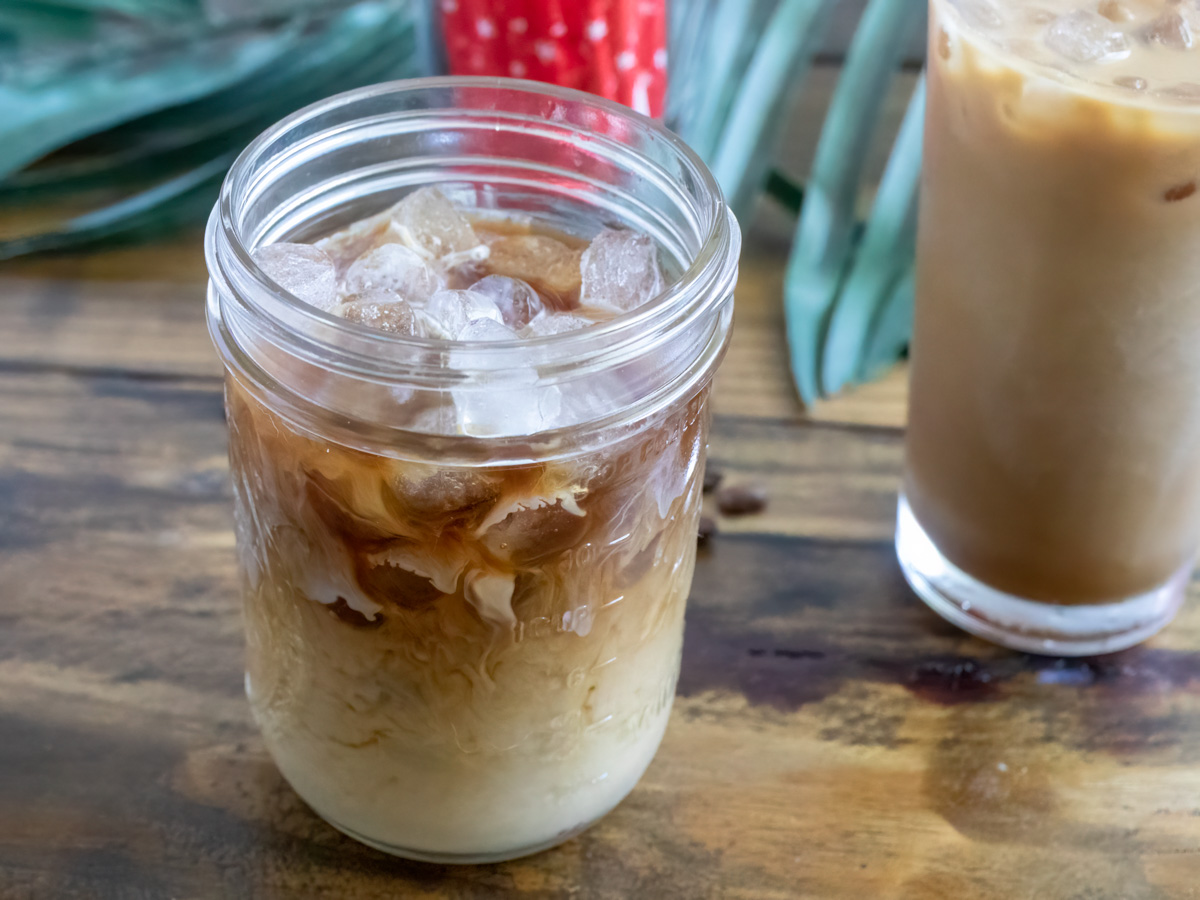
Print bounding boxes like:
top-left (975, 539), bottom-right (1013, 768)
top-left (2, 229), bottom-right (1199, 900)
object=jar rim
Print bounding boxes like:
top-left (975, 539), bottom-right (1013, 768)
top-left (206, 76), bottom-right (739, 449)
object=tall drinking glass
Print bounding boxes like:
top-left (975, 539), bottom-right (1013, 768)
top-left (898, 0), bottom-right (1200, 654)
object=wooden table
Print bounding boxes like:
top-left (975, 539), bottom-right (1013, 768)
top-left (2, 229), bottom-right (1197, 900)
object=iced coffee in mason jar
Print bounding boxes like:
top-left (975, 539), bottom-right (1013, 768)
top-left (205, 80), bottom-right (739, 862)
top-left (899, 0), bottom-right (1200, 653)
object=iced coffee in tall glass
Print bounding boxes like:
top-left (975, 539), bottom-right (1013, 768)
top-left (899, 0), bottom-right (1200, 653)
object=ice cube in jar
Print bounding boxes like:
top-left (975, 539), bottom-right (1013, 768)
top-left (391, 187), bottom-right (486, 263)
top-left (469, 275), bottom-right (545, 329)
top-left (580, 229), bottom-right (665, 312)
top-left (256, 190), bottom-right (669, 348)
top-left (336, 291), bottom-right (421, 335)
top-left (253, 243), bottom-right (338, 311)
top-left (342, 244), bottom-right (444, 303)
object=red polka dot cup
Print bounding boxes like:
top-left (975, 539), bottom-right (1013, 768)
top-left (440, 0), bottom-right (668, 117)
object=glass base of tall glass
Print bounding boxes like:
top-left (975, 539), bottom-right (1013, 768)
top-left (895, 497), bottom-right (1190, 657)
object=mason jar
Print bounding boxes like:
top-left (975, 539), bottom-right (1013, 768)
top-left (204, 78), bottom-right (739, 863)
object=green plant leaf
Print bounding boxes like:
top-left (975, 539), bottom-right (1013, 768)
top-left (3, 5), bottom-right (414, 200)
top-left (0, 1), bottom-right (425, 255)
top-left (0, 19), bottom-right (303, 179)
top-left (783, 0), bottom-right (924, 404)
top-left (679, 0), bottom-right (756, 161)
top-left (0, 153), bottom-right (230, 260)
top-left (765, 169), bottom-right (805, 216)
top-left (858, 261), bottom-right (914, 382)
top-left (92, 1), bottom-right (408, 146)
top-left (709, 0), bottom-right (839, 220)
top-left (23, 0), bottom-right (195, 17)
top-left (0, 3), bottom-right (95, 45)
top-left (821, 74), bottom-right (924, 394)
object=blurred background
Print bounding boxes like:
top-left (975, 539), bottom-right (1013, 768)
top-left (0, 0), bottom-right (925, 403)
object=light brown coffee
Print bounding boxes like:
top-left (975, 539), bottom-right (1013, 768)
top-left (906, 0), bottom-right (1200, 604)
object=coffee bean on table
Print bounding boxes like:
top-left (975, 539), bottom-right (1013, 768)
top-left (702, 466), bottom-right (724, 494)
top-left (716, 484), bottom-right (768, 516)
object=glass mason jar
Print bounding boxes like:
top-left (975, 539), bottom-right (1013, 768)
top-left (205, 78), bottom-right (739, 863)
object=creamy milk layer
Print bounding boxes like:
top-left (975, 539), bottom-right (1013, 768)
top-left (228, 366), bottom-right (707, 858)
top-left (252, 578), bottom-right (682, 856)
